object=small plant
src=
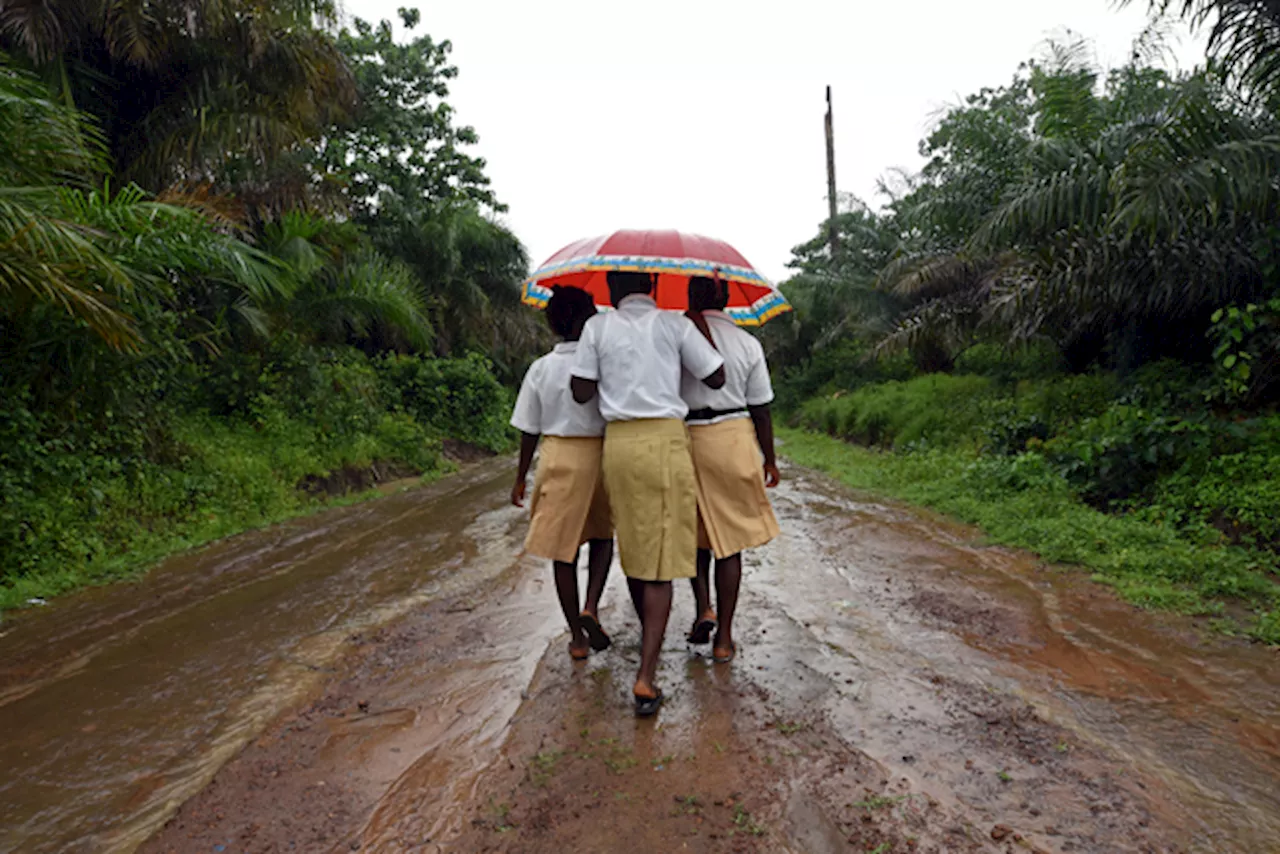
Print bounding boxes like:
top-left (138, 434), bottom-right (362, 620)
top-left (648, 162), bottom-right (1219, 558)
top-left (732, 803), bottom-right (766, 836)
top-left (853, 794), bottom-right (907, 810)
top-left (604, 755), bottom-right (637, 775)
top-left (672, 794), bottom-right (702, 816)
top-left (530, 749), bottom-right (562, 786)
top-left (487, 799), bottom-right (513, 833)
top-left (775, 720), bottom-right (809, 735)
top-left (997, 769), bottom-right (1012, 783)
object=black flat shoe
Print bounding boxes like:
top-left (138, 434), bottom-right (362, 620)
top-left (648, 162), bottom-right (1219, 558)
top-left (579, 612), bottom-right (612, 652)
top-left (686, 616), bottom-right (716, 645)
top-left (634, 689), bottom-right (664, 717)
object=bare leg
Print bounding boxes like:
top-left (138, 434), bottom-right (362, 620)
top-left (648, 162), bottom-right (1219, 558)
top-left (626, 576), bottom-right (645, 625)
top-left (713, 553), bottom-right (742, 655)
top-left (583, 538), bottom-right (613, 618)
top-left (553, 560), bottom-right (588, 656)
top-left (690, 548), bottom-right (714, 620)
top-left (635, 580), bottom-right (672, 695)
top-left (686, 548), bottom-right (716, 643)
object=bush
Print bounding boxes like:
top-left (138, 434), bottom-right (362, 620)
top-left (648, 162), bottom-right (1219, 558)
top-left (1149, 415), bottom-right (1280, 548)
top-left (797, 374), bottom-right (993, 448)
top-left (376, 352), bottom-right (514, 452)
top-left (955, 342), bottom-right (1065, 384)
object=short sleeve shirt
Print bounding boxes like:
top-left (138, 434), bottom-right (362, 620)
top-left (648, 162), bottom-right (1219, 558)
top-left (571, 294), bottom-right (724, 422)
top-left (681, 311), bottom-right (774, 424)
top-left (510, 342), bottom-right (606, 437)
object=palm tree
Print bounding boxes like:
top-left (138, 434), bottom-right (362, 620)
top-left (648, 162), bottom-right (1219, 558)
top-left (0, 0), bottom-right (355, 196)
top-left (874, 54), bottom-right (1280, 372)
top-left (1125, 1), bottom-right (1280, 98)
top-left (259, 210), bottom-right (432, 351)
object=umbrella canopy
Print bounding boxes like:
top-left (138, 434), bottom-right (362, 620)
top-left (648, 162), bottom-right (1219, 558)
top-left (522, 229), bottom-right (790, 326)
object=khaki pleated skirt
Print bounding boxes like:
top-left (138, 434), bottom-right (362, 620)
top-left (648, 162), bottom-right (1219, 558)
top-left (602, 419), bottom-right (698, 582)
top-left (525, 436), bottom-right (612, 564)
top-left (690, 417), bottom-right (780, 559)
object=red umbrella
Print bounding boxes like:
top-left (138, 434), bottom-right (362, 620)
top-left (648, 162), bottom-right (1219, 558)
top-left (522, 229), bottom-right (790, 326)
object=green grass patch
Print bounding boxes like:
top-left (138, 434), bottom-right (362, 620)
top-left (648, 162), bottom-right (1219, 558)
top-left (778, 428), bottom-right (1280, 643)
top-left (0, 411), bottom-right (449, 611)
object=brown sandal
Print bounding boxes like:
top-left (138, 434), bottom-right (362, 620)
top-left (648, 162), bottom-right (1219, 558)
top-left (569, 642), bottom-right (590, 661)
top-left (712, 642), bottom-right (737, 664)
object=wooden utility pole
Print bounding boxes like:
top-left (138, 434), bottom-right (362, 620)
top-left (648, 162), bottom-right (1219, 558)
top-left (824, 85), bottom-right (840, 260)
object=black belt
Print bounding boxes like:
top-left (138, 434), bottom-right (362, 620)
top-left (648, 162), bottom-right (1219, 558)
top-left (686, 406), bottom-right (747, 423)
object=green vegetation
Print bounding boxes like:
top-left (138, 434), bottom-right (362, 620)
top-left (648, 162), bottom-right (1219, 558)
top-left (767, 2), bottom-right (1280, 644)
top-left (0, 5), bottom-right (535, 609)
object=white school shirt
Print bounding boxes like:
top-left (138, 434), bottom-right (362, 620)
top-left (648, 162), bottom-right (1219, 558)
top-left (571, 294), bottom-right (724, 422)
top-left (510, 342), bottom-right (606, 437)
top-left (681, 310), bottom-right (775, 425)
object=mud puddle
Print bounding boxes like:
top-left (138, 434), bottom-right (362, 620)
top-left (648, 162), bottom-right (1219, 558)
top-left (4, 460), bottom-right (1280, 853)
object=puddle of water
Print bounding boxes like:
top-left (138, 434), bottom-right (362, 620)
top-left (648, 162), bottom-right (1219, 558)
top-left (0, 459), bottom-right (523, 854)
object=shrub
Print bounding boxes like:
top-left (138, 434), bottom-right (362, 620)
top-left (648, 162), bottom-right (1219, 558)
top-left (796, 374), bottom-right (993, 449)
top-left (376, 352), bottom-right (514, 452)
top-left (1042, 406), bottom-right (1215, 506)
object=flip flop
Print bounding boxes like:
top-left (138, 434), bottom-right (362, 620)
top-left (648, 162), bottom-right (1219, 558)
top-left (579, 612), bottom-right (612, 652)
top-left (686, 616), bottom-right (717, 645)
top-left (634, 688), bottom-right (664, 717)
top-left (712, 642), bottom-right (737, 664)
top-left (569, 642), bottom-right (590, 661)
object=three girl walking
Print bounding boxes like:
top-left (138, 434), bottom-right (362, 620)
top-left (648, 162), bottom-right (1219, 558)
top-left (510, 273), bottom-right (780, 716)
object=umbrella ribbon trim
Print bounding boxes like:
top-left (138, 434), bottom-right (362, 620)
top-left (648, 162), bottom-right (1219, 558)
top-left (520, 280), bottom-right (791, 326)
top-left (525, 254), bottom-right (772, 286)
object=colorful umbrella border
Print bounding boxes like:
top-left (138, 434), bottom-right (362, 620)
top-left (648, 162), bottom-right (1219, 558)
top-left (521, 280), bottom-right (791, 327)
top-left (525, 253), bottom-right (773, 288)
top-left (522, 253), bottom-right (790, 326)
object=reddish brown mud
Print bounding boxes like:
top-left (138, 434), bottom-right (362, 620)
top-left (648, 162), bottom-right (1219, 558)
top-left (1, 460), bottom-right (1277, 853)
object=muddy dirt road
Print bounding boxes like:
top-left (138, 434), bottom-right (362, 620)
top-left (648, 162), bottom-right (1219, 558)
top-left (2, 457), bottom-right (1278, 853)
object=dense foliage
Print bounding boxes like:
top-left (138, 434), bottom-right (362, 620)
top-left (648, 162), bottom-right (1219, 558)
top-left (0, 6), bottom-right (538, 607)
top-left (770, 2), bottom-right (1280, 641)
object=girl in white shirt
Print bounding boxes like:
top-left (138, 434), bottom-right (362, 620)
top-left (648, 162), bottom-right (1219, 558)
top-left (682, 275), bottom-right (781, 664)
top-left (510, 286), bottom-right (614, 661)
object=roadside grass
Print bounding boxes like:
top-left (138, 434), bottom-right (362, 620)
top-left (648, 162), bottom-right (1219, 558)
top-left (778, 428), bottom-right (1280, 644)
top-left (0, 413), bottom-right (450, 612)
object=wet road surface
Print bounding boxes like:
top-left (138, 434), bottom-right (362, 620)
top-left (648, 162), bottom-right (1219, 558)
top-left (1, 457), bottom-right (1278, 852)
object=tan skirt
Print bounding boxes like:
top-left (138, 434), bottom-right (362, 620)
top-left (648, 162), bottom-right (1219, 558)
top-left (602, 419), bottom-right (698, 582)
top-left (525, 436), bottom-right (612, 563)
top-left (690, 417), bottom-right (780, 558)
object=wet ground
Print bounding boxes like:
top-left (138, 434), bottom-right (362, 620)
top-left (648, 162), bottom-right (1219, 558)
top-left (1, 457), bottom-right (1278, 853)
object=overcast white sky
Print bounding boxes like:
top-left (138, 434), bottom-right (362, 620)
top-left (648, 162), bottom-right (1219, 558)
top-left (344, 1), bottom-right (1204, 282)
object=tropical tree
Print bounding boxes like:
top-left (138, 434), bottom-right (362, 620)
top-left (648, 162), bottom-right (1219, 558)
top-left (308, 9), bottom-right (538, 368)
top-left (1126, 0), bottom-right (1280, 99)
top-left (0, 0), bottom-right (355, 194)
top-left (259, 211), bottom-right (432, 351)
top-left (873, 48), bottom-right (1280, 372)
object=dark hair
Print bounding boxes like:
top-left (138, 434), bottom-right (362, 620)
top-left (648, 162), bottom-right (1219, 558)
top-left (605, 270), bottom-right (655, 306)
top-left (545, 285), bottom-right (597, 340)
top-left (688, 275), bottom-right (728, 312)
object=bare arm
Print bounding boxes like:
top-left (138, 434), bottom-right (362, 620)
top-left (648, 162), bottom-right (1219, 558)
top-left (511, 431), bottom-right (540, 506)
top-left (571, 376), bottom-right (598, 404)
top-left (748, 403), bottom-right (780, 487)
top-left (702, 365), bottom-right (726, 389)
